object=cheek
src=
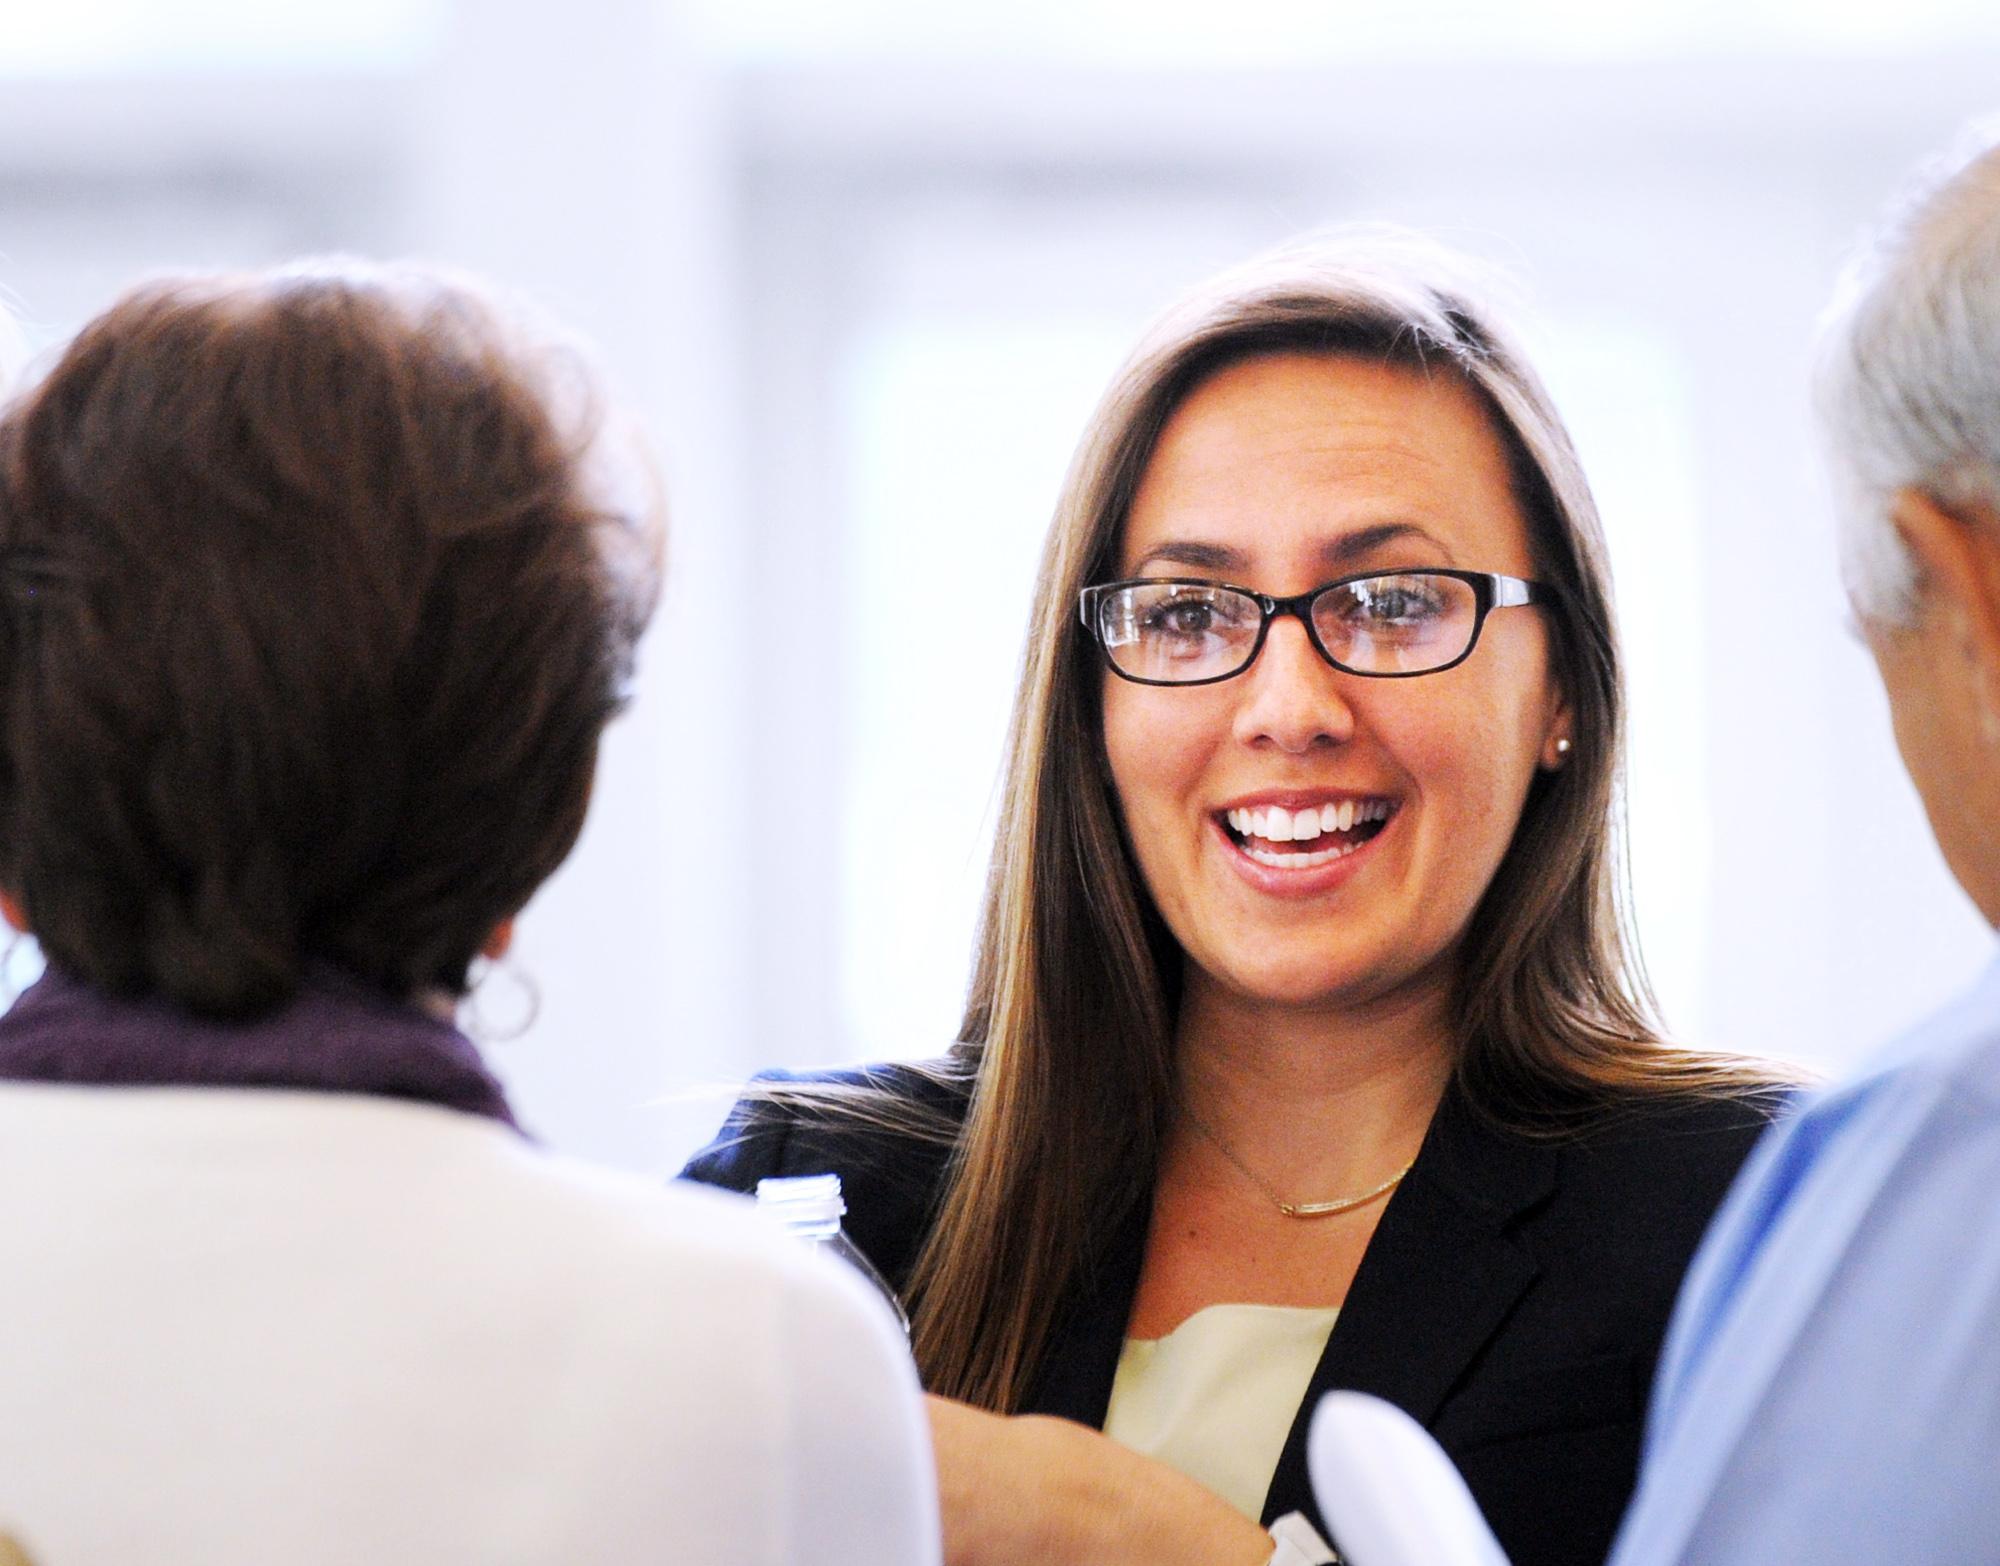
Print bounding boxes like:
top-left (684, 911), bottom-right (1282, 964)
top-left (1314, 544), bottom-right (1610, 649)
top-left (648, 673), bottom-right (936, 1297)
top-left (1387, 679), bottom-right (1548, 839)
top-left (1099, 679), bottom-right (1143, 795)
top-left (1101, 681), bottom-right (1215, 823)
top-left (1884, 672), bottom-right (1979, 856)
top-left (1099, 682), bottom-right (1238, 929)
top-left (1872, 639), bottom-right (1961, 816)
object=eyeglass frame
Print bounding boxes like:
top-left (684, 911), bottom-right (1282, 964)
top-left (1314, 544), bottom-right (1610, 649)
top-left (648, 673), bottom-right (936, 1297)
top-left (1077, 567), bottom-right (1553, 687)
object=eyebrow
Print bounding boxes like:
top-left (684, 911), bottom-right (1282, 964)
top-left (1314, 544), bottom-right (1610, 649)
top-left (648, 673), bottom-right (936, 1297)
top-left (1130, 523), bottom-right (1454, 576)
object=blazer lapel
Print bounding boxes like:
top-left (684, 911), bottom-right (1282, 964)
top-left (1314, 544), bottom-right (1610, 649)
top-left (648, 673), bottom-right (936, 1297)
top-left (1260, 1087), bottom-right (1559, 1529)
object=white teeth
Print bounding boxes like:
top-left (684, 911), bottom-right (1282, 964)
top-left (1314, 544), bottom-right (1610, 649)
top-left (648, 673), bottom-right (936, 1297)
top-left (1226, 798), bottom-right (1395, 855)
top-left (1244, 837), bottom-right (1363, 870)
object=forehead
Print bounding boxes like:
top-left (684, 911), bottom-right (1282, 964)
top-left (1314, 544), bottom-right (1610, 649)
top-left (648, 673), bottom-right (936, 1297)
top-left (1118, 350), bottom-right (1535, 580)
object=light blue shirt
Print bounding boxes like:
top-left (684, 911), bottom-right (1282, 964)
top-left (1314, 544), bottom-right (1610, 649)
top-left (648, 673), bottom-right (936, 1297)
top-left (1610, 953), bottom-right (2000, 1565)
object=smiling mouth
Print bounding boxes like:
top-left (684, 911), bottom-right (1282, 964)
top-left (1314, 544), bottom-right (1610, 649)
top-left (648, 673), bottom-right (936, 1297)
top-left (1219, 799), bottom-right (1396, 870)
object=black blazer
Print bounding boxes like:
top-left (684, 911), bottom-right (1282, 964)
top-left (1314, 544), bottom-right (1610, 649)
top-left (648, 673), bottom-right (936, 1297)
top-left (683, 1067), bottom-right (1775, 1566)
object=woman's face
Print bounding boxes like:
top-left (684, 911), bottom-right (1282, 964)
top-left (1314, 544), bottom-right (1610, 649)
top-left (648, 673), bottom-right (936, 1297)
top-left (1101, 351), bottom-right (1569, 1019)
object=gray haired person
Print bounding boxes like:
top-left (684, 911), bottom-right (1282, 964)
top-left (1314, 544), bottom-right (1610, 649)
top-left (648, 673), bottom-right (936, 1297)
top-left (1608, 119), bottom-right (2000, 1565)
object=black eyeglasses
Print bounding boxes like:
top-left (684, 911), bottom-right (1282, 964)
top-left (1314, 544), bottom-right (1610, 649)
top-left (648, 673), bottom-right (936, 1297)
top-left (1079, 569), bottom-right (1549, 686)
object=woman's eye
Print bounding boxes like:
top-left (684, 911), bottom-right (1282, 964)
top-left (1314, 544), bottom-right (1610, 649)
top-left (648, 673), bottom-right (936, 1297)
top-left (1147, 601), bottom-right (1215, 635)
top-left (1349, 583), bottom-right (1445, 624)
top-left (1141, 592), bottom-right (1247, 638)
top-left (1130, 590), bottom-right (1256, 661)
top-left (1369, 592), bottom-right (1425, 620)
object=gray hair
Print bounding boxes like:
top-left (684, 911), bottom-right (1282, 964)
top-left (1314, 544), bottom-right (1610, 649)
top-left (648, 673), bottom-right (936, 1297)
top-left (1817, 117), bottom-right (2000, 624)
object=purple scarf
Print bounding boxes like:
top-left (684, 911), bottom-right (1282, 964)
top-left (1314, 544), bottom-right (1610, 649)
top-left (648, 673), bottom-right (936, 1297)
top-left (0, 964), bottom-right (521, 1131)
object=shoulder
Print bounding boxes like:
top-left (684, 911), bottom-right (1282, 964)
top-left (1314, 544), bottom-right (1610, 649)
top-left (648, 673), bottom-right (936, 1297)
top-left (678, 1059), bottom-right (971, 1290)
top-left (1711, 982), bottom-right (2000, 1266)
top-left (406, 1135), bottom-right (926, 1389)
top-left (1562, 1085), bottom-right (1790, 1174)
top-left (1703, 968), bottom-right (2000, 1241)
top-left (1428, 1085), bottom-right (1789, 1305)
top-left (1626, 998), bottom-right (2000, 1563)
top-left (1, 1088), bottom-right (897, 1378)
top-left (1534, 1086), bottom-right (1789, 1244)
top-left (1809, 961), bottom-right (2000, 1132)
top-left (434, 1145), bottom-right (944, 1563)
top-left (680, 1059), bottom-right (969, 1188)
top-left (1438, 1081), bottom-right (1785, 1220)
top-left (1664, 979), bottom-right (2000, 1345)
top-left (0, 1089), bottom-right (941, 1564)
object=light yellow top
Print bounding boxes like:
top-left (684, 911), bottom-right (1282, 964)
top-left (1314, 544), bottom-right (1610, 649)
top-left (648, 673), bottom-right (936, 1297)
top-left (1102, 1302), bottom-right (1342, 1520)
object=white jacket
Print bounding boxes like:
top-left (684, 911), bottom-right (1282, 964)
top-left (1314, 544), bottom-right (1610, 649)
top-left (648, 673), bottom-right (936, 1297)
top-left (0, 1083), bottom-right (939, 1566)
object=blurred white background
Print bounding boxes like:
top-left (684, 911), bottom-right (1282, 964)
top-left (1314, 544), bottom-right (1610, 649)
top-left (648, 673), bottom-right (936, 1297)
top-left (3, 0), bottom-right (1998, 1174)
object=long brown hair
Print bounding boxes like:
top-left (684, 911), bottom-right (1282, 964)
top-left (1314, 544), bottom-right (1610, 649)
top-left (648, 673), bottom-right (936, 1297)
top-left (809, 234), bottom-right (1777, 1411)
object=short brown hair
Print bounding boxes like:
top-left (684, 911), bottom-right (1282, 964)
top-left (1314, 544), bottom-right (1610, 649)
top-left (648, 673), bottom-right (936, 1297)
top-left (0, 261), bottom-right (660, 1016)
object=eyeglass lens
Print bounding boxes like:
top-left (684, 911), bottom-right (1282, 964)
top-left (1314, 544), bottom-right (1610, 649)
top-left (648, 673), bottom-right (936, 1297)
top-left (1093, 573), bottom-right (1481, 682)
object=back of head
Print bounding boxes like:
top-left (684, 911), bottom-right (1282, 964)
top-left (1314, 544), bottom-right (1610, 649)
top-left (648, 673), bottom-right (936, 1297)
top-left (0, 261), bottom-right (660, 1017)
top-left (1818, 118), bottom-right (2000, 622)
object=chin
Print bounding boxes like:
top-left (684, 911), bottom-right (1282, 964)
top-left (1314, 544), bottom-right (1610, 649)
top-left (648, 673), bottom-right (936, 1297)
top-left (1217, 958), bottom-right (1388, 1013)
top-left (1199, 928), bottom-right (1452, 1015)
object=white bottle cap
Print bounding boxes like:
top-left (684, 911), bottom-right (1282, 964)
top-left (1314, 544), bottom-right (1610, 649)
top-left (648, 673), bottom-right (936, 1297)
top-left (754, 1172), bottom-right (847, 1226)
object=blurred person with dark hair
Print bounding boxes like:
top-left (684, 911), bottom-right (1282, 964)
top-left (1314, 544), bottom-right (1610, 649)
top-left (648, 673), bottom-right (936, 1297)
top-left (1606, 120), bottom-right (2000, 1565)
top-left (0, 266), bottom-right (938, 1566)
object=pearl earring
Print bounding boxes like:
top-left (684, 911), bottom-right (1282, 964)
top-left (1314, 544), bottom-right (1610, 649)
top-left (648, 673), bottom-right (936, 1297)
top-left (1555, 737), bottom-right (1572, 756)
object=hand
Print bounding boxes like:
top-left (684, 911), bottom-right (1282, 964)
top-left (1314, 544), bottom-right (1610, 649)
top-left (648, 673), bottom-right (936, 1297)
top-left (925, 1393), bottom-right (1274, 1566)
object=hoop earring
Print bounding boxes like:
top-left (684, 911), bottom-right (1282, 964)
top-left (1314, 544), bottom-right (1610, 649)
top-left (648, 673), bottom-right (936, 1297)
top-left (0, 930), bottom-right (27, 1012)
top-left (460, 952), bottom-right (541, 1044)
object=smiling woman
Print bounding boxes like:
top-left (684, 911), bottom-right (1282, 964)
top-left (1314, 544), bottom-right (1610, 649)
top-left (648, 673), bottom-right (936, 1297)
top-left (1101, 354), bottom-right (1570, 1033)
top-left (685, 231), bottom-right (1794, 1566)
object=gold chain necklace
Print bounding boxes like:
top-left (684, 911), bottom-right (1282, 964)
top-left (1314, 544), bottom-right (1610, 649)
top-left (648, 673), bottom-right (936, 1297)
top-left (1180, 1101), bottom-right (1415, 1219)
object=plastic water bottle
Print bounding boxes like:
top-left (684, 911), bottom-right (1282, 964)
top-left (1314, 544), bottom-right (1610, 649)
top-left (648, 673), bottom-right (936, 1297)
top-left (754, 1172), bottom-right (911, 1336)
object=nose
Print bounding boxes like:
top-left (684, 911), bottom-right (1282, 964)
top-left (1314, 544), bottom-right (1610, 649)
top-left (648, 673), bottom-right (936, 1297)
top-left (1230, 614), bottom-right (1357, 754)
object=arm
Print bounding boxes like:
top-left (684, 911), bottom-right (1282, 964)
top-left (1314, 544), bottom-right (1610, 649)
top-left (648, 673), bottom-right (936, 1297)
top-left (926, 1395), bottom-right (1273, 1566)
